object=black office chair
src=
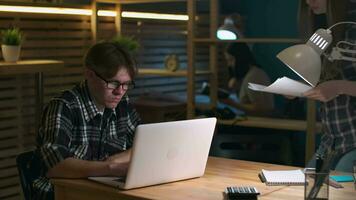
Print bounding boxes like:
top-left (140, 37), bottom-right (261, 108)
top-left (16, 150), bottom-right (40, 200)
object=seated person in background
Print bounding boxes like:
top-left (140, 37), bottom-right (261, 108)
top-left (221, 42), bottom-right (275, 116)
top-left (31, 42), bottom-right (141, 200)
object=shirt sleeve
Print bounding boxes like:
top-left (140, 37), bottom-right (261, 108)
top-left (122, 97), bottom-right (141, 149)
top-left (37, 99), bottom-right (74, 171)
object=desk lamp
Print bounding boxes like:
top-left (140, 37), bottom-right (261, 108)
top-left (217, 14), bottom-right (244, 40)
top-left (277, 21), bottom-right (356, 87)
top-left (217, 17), bottom-right (239, 40)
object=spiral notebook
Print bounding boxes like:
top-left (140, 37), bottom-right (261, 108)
top-left (260, 169), bottom-right (305, 186)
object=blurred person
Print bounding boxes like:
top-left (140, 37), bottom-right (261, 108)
top-left (222, 42), bottom-right (275, 116)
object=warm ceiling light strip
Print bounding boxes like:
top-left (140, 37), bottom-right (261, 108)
top-left (121, 11), bottom-right (188, 21)
top-left (0, 5), bottom-right (91, 15)
top-left (0, 5), bottom-right (188, 21)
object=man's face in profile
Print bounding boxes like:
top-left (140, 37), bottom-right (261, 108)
top-left (88, 67), bottom-right (132, 109)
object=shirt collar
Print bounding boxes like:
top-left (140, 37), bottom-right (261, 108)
top-left (80, 81), bottom-right (119, 122)
top-left (79, 81), bottom-right (103, 122)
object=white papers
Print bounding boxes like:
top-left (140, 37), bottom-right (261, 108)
top-left (248, 77), bottom-right (312, 97)
top-left (261, 169), bottom-right (305, 186)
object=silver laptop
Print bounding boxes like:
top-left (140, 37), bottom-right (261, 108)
top-left (89, 117), bottom-right (217, 189)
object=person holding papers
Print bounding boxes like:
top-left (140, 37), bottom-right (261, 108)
top-left (299, 0), bottom-right (356, 171)
top-left (31, 42), bottom-right (141, 200)
top-left (222, 42), bottom-right (275, 116)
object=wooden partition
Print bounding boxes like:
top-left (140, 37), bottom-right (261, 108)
top-left (0, 7), bottom-right (212, 199)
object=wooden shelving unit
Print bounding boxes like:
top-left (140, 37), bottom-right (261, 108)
top-left (0, 59), bottom-right (64, 128)
top-left (187, 0), bottom-right (318, 163)
top-left (219, 117), bottom-right (321, 132)
top-left (0, 60), bottom-right (64, 75)
top-left (194, 38), bottom-right (302, 44)
top-left (138, 69), bottom-right (211, 77)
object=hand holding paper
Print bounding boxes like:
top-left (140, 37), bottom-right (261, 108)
top-left (248, 77), bottom-right (313, 97)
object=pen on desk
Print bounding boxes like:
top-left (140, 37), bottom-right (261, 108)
top-left (328, 177), bottom-right (343, 188)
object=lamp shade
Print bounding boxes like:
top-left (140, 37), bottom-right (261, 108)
top-left (217, 28), bottom-right (238, 40)
top-left (276, 28), bottom-right (333, 87)
top-left (277, 44), bottom-right (321, 87)
top-left (216, 17), bottom-right (240, 40)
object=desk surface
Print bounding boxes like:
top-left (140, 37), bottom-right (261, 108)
top-left (52, 157), bottom-right (355, 200)
top-left (0, 60), bottom-right (64, 75)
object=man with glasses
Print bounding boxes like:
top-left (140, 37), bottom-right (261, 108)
top-left (31, 42), bottom-right (141, 200)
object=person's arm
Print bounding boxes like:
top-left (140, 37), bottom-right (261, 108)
top-left (228, 77), bottom-right (237, 89)
top-left (227, 68), bottom-right (274, 115)
top-left (226, 63), bottom-right (236, 89)
top-left (303, 80), bottom-right (356, 102)
top-left (38, 100), bottom-right (128, 179)
top-left (47, 150), bottom-right (131, 178)
top-left (106, 149), bottom-right (131, 163)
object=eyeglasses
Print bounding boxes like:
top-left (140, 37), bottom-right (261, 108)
top-left (93, 71), bottom-right (135, 90)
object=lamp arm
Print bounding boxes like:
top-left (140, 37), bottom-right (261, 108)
top-left (327, 39), bottom-right (356, 62)
top-left (336, 47), bottom-right (356, 54)
top-left (328, 21), bottom-right (356, 30)
top-left (328, 47), bottom-right (356, 62)
top-left (336, 56), bottom-right (356, 62)
top-left (337, 40), bottom-right (356, 47)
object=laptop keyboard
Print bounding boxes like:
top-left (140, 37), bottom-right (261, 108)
top-left (113, 176), bottom-right (126, 183)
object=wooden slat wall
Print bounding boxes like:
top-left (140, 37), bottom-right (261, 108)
top-left (0, 7), bottom-right (213, 199)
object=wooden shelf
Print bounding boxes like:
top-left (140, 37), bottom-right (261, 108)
top-left (0, 60), bottom-right (64, 75)
top-left (138, 68), bottom-right (211, 76)
top-left (194, 38), bottom-right (302, 44)
top-left (219, 116), bottom-right (322, 132)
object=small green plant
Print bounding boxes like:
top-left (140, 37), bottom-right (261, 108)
top-left (111, 35), bottom-right (139, 54)
top-left (1, 27), bottom-right (24, 46)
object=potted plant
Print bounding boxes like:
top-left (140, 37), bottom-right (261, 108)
top-left (1, 27), bottom-right (24, 62)
top-left (111, 35), bottom-right (139, 55)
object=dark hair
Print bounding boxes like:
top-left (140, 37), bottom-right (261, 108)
top-left (226, 42), bottom-right (257, 80)
top-left (84, 42), bottom-right (137, 79)
top-left (298, 0), bottom-right (346, 41)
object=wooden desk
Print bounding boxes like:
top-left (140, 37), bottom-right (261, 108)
top-left (0, 60), bottom-right (64, 126)
top-left (52, 157), bottom-right (355, 200)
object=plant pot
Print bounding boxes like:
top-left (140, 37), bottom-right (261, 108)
top-left (1, 44), bottom-right (21, 62)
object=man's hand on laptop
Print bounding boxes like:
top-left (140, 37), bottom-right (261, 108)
top-left (107, 162), bottom-right (129, 176)
top-left (105, 150), bottom-right (131, 176)
top-left (106, 149), bottom-right (131, 163)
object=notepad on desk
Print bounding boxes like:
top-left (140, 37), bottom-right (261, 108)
top-left (260, 169), bottom-right (305, 186)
